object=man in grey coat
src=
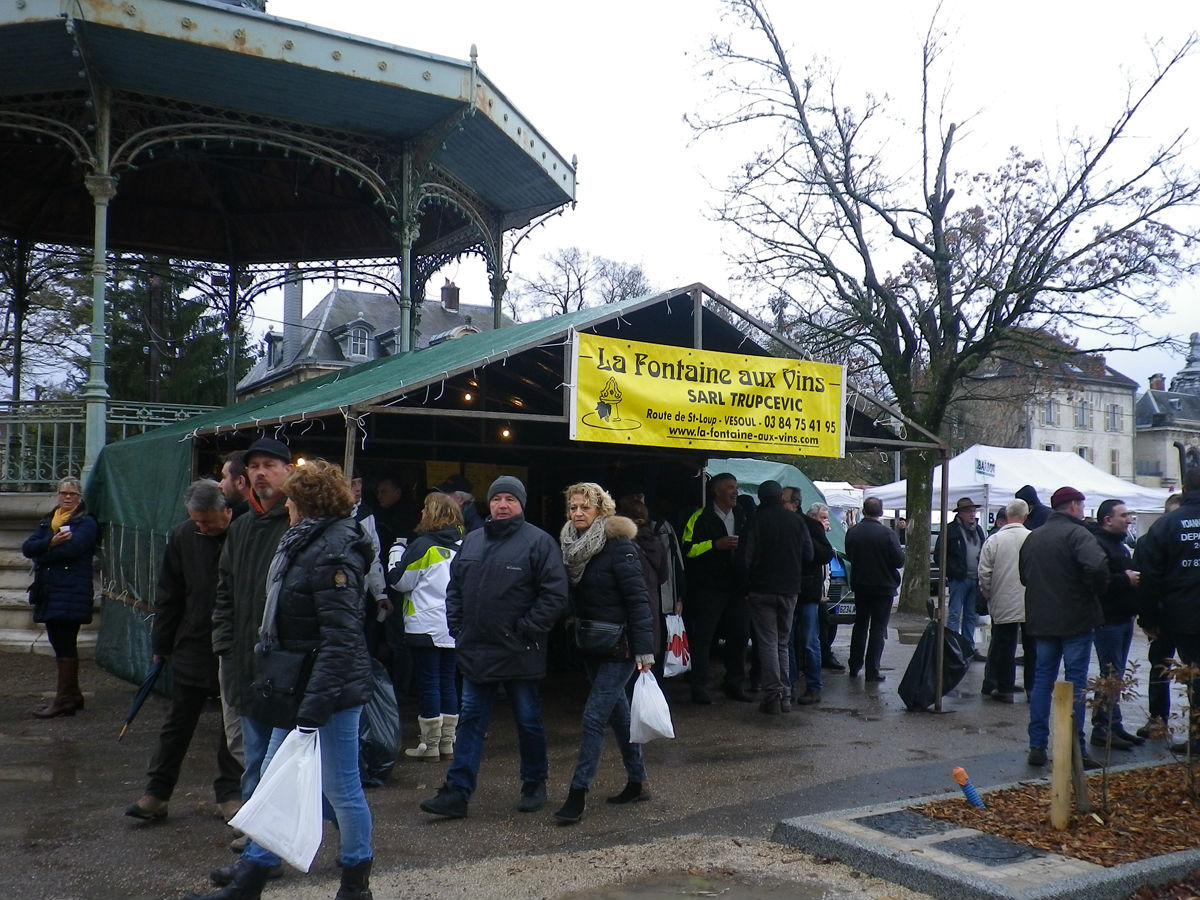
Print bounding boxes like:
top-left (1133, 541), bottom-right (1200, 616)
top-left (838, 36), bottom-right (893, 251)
top-left (1019, 486), bottom-right (1108, 769)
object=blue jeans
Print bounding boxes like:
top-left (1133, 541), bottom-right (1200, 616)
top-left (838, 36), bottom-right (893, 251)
top-left (411, 645), bottom-right (458, 719)
top-left (569, 658), bottom-right (645, 792)
top-left (446, 678), bottom-right (548, 799)
top-left (1092, 619), bottom-right (1133, 737)
top-left (1028, 631), bottom-right (1094, 753)
top-left (946, 578), bottom-right (979, 650)
top-left (789, 602), bottom-right (823, 694)
top-left (240, 714), bottom-right (273, 801)
top-left (244, 707), bottom-right (373, 868)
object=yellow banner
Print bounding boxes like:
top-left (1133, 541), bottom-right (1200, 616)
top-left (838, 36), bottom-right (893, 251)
top-left (569, 333), bottom-right (845, 458)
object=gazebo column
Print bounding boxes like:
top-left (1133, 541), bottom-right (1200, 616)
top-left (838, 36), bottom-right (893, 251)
top-left (81, 172), bottom-right (117, 484)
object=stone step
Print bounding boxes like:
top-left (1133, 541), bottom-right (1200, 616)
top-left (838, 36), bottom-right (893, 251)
top-left (0, 627), bottom-right (96, 657)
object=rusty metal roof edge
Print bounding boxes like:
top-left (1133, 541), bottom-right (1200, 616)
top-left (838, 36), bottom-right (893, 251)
top-left (45, 0), bottom-right (575, 193)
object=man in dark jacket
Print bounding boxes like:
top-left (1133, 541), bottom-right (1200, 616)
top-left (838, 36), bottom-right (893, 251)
top-left (125, 481), bottom-right (243, 823)
top-left (1137, 467), bottom-right (1200, 753)
top-left (1018, 486), bottom-right (1108, 769)
top-left (1089, 499), bottom-right (1143, 751)
top-left (843, 497), bottom-right (904, 682)
top-left (438, 473), bottom-right (485, 533)
top-left (741, 481), bottom-right (813, 714)
top-left (1135, 492), bottom-right (1182, 739)
top-left (934, 497), bottom-right (987, 655)
top-left (1016, 484), bottom-right (1051, 530)
top-left (211, 437), bottom-right (293, 841)
top-left (681, 473), bottom-right (750, 704)
top-left (787, 493), bottom-right (835, 703)
top-left (420, 476), bottom-right (568, 820)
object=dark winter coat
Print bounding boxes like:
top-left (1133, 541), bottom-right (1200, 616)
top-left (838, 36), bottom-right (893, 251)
top-left (632, 521), bottom-right (669, 654)
top-left (271, 516), bottom-right (374, 728)
top-left (152, 517), bottom-right (227, 689)
top-left (1137, 491), bottom-right (1200, 635)
top-left (1018, 511), bottom-right (1107, 638)
top-left (740, 496), bottom-right (813, 595)
top-left (799, 513), bottom-right (836, 604)
top-left (212, 500), bottom-right (291, 711)
top-left (447, 514), bottom-right (568, 683)
top-left (934, 516), bottom-right (986, 581)
top-left (570, 516), bottom-right (655, 659)
top-left (1016, 485), bottom-right (1051, 530)
top-left (681, 503), bottom-right (746, 595)
top-left (1089, 524), bottom-right (1140, 625)
top-left (23, 508), bottom-right (98, 625)
top-left (844, 517), bottom-right (904, 594)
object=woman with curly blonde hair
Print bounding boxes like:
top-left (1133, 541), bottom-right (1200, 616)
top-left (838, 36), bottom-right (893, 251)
top-left (191, 459), bottom-right (376, 900)
top-left (553, 481), bottom-right (655, 825)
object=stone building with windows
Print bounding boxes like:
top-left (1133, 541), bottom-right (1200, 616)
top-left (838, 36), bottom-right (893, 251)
top-left (949, 345), bottom-right (1138, 478)
top-left (1133, 333), bottom-right (1200, 491)
top-left (237, 278), bottom-right (513, 399)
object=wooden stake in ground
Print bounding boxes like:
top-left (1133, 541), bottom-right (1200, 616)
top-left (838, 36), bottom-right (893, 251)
top-left (1051, 680), bottom-right (1074, 829)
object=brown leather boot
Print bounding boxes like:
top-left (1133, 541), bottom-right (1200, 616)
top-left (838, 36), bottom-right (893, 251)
top-left (65, 657), bottom-right (84, 710)
top-left (33, 658), bottom-right (78, 718)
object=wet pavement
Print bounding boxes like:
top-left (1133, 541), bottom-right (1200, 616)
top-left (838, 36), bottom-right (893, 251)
top-left (0, 613), bottom-right (1178, 899)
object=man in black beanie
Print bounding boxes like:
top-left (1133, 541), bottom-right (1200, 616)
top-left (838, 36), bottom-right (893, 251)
top-left (420, 475), bottom-right (568, 820)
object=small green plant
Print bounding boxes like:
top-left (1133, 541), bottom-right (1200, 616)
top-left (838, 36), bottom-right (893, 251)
top-left (1162, 659), bottom-right (1200, 798)
top-left (1085, 661), bottom-right (1140, 812)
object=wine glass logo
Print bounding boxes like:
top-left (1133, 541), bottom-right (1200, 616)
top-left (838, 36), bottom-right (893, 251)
top-left (597, 376), bottom-right (623, 422)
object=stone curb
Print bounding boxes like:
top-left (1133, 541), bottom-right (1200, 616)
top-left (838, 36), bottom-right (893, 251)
top-left (773, 761), bottom-right (1200, 900)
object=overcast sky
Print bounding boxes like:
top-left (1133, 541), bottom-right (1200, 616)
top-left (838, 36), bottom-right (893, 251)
top-left (259, 0), bottom-right (1199, 391)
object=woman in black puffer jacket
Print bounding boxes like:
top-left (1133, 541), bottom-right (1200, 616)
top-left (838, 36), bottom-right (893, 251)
top-left (23, 476), bottom-right (98, 719)
top-left (554, 482), bottom-right (655, 825)
top-left (200, 459), bottom-right (375, 900)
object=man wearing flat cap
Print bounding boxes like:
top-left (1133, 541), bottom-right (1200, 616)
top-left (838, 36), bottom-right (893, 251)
top-left (438, 474), bottom-right (483, 533)
top-left (1018, 486), bottom-right (1108, 769)
top-left (934, 497), bottom-right (987, 656)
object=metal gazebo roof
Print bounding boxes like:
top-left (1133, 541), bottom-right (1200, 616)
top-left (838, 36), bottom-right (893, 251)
top-left (0, 0), bottom-right (575, 262)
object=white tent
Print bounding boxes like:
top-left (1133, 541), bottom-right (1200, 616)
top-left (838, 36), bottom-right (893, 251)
top-left (868, 444), bottom-right (1170, 516)
top-left (813, 480), bottom-right (864, 510)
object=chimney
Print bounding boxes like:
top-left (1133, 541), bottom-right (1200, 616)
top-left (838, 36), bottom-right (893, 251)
top-left (1149, 373), bottom-right (1165, 391)
top-left (441, 278), bottom-right (460, 312)
top-left (282, 266), bottom-right (303, 365)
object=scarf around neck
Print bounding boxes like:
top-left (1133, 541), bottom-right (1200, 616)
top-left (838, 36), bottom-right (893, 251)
top-left (560, 516), bottom-right (608, 586)
top-left (257, 516), bottom-right (332, 651)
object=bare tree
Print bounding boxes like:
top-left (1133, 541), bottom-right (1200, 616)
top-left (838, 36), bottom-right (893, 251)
top-left (0, 239), bottom-right (90, 400)
top-left (514, 248), bottom-right (655, 318)
top-left (693, 0), bottom-right (1200, 610)
top-left (593, 257), bottom-right (652, 305)
top-left (520, 247), bottom-right (595, 316)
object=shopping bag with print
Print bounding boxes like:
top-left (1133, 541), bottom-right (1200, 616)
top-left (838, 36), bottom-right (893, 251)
top-left (663, 613), bottom-right (690, 678)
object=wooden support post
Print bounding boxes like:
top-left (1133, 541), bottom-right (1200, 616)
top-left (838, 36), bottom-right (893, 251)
top-left (1050, 680), bottom-right (1074, 829)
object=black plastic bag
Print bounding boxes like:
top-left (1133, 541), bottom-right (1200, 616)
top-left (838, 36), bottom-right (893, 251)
top-left (897, 620), bottom-right (974, 711)
top-left (358, 658), bottom-right (400, 787)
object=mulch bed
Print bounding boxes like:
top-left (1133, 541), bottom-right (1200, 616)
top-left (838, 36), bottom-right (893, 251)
top-left (914, 763), bottom-right (1200, 867)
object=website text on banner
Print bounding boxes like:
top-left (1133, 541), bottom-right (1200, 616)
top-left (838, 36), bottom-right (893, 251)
top-left (569, 333), bottom-right (845, 458)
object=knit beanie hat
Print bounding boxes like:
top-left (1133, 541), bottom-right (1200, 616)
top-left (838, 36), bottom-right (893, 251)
top-left (487, 475), bottom-right (527, 508)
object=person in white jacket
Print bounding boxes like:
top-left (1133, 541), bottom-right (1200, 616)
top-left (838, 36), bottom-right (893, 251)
top-left (978, 499), bottom-right (1032, 703)
top-left (388, 492), bottom-right (463, 761)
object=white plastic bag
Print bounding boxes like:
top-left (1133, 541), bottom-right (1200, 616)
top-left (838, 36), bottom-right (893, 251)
top-left (228, 728), bottom-right (323, 871)
top-left (629, 670), bottom-right (674, 743)
top-left (663, 614), bottom-right (690, 678)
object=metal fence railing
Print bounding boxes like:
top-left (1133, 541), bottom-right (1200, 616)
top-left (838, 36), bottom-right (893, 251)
top-left (0, 400), bottom-right (215, 490)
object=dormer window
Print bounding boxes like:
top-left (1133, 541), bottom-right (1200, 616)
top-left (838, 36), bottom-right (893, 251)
top-left (330, 315), bottom-right (376, 361)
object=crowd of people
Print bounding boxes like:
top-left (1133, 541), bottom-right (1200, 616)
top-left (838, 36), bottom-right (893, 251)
top-left (23, 451), bottom-right (1200, 899)
top-left (931, 477), bottom-right (1200, 771)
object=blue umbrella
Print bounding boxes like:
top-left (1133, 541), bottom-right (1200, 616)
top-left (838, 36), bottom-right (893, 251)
top-left (117, 658), bottom-right (165, 742)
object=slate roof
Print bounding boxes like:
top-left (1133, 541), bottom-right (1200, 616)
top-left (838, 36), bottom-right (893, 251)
top-left (237, 287), bottom-right (514, 395)
top-left (1136, 390), bottom-right (1200, 428)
